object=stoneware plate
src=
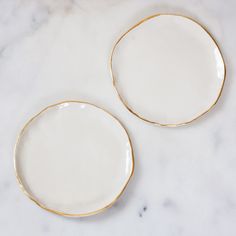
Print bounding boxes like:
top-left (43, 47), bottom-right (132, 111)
top-left (110, 14), bottom-right (226, 127)
top-left (14, 101), bottom-right (134, 217)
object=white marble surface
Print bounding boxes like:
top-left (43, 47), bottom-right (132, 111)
top-left (0, 0), bottom-right (235, 235)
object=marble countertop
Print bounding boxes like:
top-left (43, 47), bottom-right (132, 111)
top-left (0, 0), bottom-right (236, 235)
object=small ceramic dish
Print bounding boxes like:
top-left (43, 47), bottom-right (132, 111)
top-left (110, 14), bottom-right (226, 127)
top-left (14, 101), bottom-right (134, 217)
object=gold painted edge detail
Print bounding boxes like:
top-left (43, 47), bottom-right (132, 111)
top-left (110, 13), bottom-right (226, 127)
top-left (14, 100), bottom-right (135, 217)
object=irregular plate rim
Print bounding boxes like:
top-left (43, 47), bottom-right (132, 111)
top-left (14, 100), bottom-right (135, 217)
top-left (110, 13), bottom-right (226, 127)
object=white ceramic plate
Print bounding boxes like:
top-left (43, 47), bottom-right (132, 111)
top-left (14, 101), bottom-right (134, 217)
top-left (111, 14), bottom-right (225, 126)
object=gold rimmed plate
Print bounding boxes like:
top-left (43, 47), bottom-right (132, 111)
top-left (110, 14), bottom-right (226, 127)
top-left (14, 101), bottom-right (134, 217)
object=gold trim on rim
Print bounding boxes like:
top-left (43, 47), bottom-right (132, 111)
top-left (110, 13), bottom-right (226, 127)
top-left (14, 100), bottom-right (135, 217)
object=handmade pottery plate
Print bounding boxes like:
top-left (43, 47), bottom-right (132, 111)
top-left (111, 14), bottom-right (225, 126)
top-left (14, 101), bottom-right (134, 217)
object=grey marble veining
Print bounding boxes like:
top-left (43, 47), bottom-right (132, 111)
top-left (0, 0), bottom-right (236, 235)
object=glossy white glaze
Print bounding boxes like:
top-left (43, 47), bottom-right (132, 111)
top-left (1, 1), bottom-right (236, 236)
top-left (112, 15), bottom-right (225, 125)
top-left (15, 102), bottom-right (133, 216)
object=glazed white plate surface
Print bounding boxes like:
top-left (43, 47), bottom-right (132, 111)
top-left (111, 14), bottom-right (225, 126)
top-left (15, 101), bottom-right (133, 216)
